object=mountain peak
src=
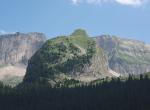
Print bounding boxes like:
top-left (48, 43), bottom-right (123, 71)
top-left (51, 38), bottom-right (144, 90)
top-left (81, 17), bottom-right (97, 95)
top-left (71, 29), bottom-right (88, 37)
top-left (23, 31), bottom-right (110, 85)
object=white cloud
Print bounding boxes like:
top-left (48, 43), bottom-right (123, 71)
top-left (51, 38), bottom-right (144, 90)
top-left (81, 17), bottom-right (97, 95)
top-left (0, 30), bottom-right (16, 35)
top-left (70, 0), bottom-right (147, 6)
top-left (115, 0), bottom-right (145, 6)
top-left (72, 0), bottom-right (79, 4)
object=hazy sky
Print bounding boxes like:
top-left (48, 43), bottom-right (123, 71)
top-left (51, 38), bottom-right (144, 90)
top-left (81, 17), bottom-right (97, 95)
top-left (0, 0), bottom-right (150, 43)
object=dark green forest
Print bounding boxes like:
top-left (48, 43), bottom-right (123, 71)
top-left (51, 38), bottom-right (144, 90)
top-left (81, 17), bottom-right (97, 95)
top-left (0, 75), bottom-right (150, 110)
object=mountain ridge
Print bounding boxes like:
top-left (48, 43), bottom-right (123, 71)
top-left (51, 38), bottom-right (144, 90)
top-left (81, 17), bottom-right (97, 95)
top-left (0, 29), bottom-right (150, 86)
top-left (96, 35), bottom-right (150, 75)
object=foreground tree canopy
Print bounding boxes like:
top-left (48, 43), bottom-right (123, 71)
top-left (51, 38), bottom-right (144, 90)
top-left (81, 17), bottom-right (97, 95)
top-left (0, 75), bottom-right (150, 110)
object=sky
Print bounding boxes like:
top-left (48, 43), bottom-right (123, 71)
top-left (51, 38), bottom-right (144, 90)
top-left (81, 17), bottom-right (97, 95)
top-left (0, 0), bottom-right (150, 43)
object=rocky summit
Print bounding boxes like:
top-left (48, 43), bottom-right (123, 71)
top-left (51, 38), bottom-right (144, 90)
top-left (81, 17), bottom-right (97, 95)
top-left (23, 29), bottom-right (112, 85)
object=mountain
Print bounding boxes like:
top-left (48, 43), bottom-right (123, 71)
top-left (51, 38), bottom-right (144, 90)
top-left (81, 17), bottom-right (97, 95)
top-left (0, 32), bottom-right (46, 86)
top-left (23, 29), bottom-right (113, 85)
top-left (2, 29), bottom-right (150, 86)
top-left (96, 35), bottom-right (150, 76)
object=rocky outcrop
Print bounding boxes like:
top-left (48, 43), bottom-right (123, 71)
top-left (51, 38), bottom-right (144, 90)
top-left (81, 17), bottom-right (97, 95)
top-left (96, 35), bottom-right (150, 76)
top-left (0, 32), bottom-right (46, 86)
top-left (23, 29), bottom-right (112, 85)
top-left (0, 32), bottom-right (46, 65)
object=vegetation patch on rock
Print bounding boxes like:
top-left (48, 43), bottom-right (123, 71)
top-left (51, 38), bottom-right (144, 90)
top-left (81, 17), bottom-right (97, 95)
top-left (23, 29), bottom-right (107, 85)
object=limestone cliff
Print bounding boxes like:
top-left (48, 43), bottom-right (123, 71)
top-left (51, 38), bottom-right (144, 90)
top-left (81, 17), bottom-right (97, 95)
top-left (0, 32), bottom-right (46, 65)
top-left (96, 35), bottom-right (150, 76)
top-left (0, 32), bottom-right (46, 86)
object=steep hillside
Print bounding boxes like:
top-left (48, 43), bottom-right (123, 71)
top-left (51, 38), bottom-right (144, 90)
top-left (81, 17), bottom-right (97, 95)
top-left (96, 35), bottom-right (150, 76)
top-left (23, 29), bottom-right (111, 85)
top-left (0, 32), bottom-right (46, 86)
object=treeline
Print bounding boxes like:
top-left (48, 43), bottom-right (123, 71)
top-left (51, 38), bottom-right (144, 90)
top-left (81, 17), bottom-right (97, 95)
top-left (0, 75), bottom-right (150, 110)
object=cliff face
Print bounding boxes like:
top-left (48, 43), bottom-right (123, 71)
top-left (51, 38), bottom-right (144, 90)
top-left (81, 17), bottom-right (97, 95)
top-left (23, 30), bottom-right (111, 85)
top-left (0, 32), bottom-right (46, 86)
top-left (0, 32), bottom-right (46, 65)
top-left (96, 35), bottom-right (150, 76)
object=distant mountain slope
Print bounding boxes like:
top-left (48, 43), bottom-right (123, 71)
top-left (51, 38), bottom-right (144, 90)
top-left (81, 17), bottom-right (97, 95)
top-left (23, 29), bottom-right (112, 85)
top-left (0, 32), bottom-right (46, 65)
top-left (96, 35), bottom-right (150, 76)
top-left (0, 32), bottom-right (46, 86)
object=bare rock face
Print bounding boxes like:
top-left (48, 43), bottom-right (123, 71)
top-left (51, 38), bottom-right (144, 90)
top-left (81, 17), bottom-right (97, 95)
top-left (0, 32), bottom-right (46, 65)
top-left (96, 35), bottom-right (150, 76)
top-left (0, 32), bottom-right (46, 85)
